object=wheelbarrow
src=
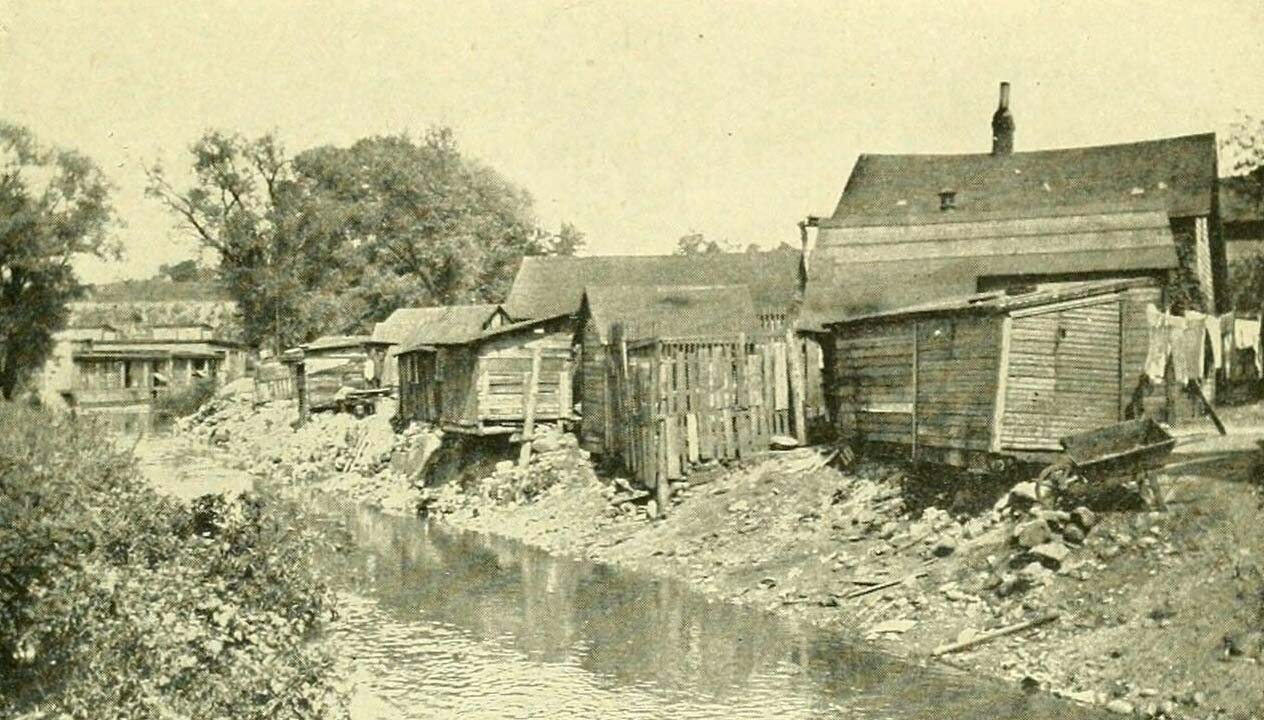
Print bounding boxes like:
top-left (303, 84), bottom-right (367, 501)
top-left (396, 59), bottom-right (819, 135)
top-left (1034, 418), bottom-right (1177, 508)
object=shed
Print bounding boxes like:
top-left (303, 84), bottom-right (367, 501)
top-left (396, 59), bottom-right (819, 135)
top-left (821, 278), bottom-right (1164, 466)
top-left (504, 248), bottom-right (803, 329)
top-left (575, 284), bottom-right (761, 454)
top-left (397, 314), bottom-right (576, 434)
top-left (371, 304), bottom-right (509, 388)
top-left (285, 335), bottom-right (394, 417)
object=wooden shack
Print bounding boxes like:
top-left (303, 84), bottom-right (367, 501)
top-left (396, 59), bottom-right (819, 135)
top-left (574, 285), bottom-right (761, 455)
top-left (370, 304), bottom-right (509, 389)
top-left (397, 314), bottom-right (576, 434)
top-left (821, 279), bottom-right (1165, 466)
top-left (284, 335), bottom-right (394, 420)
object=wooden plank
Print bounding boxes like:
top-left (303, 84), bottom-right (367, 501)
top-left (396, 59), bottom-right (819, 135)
top-left (517, 349), bottom-right (542, 467)
top-left (990, 316), bottom-right (1012, 452)
top-left (787, 329), bottom-right (808, 444)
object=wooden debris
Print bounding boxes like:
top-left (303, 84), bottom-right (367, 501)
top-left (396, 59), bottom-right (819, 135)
top-left (930, 612), bottom-right (1060, 656)
top-left (844, 570), bottom-right (928, 600)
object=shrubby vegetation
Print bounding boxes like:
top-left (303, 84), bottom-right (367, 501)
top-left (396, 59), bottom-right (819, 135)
top-left (153, 377), bottom-right (218, 422)
top-left (0, 404), bottom-right (346, 719)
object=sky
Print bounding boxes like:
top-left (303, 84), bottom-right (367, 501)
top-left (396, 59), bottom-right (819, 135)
top-left (3, 0), bottom-right (1264, 283)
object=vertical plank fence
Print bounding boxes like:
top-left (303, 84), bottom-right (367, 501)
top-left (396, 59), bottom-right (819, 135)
top-left (607, 326), bottom-right (822, 490)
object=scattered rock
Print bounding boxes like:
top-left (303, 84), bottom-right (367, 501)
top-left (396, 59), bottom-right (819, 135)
top-left (932, 537), bottom-right (958, 557)
top-left (868, 619), bottom-right (917, 635)
top-left (1029, 541), bottom-right (1071, 569)
top-left (1014, 518), bottom-right (1053, 549)
top-left (1071, 506), bottom-right (1098, 530)
top-left (1105, 699), bottom-right (1134, 715)
top-left (1060, 524), bottom-right (1087, 545)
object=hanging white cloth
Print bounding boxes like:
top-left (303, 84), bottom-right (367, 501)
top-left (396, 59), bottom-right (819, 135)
top-left (1144, 304), bottom-right (1169, 383)
top-left (1234, 318), bottom-right (1260, 350)
top-left (1169, 315), bottom-right (1190, 384)
top-left (1204, 314), bottom-right (1223, 370)
top-left (1184, 310), bottom-right (1207, 379)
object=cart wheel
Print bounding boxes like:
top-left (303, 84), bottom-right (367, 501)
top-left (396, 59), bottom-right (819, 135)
top-left (1034, 461), bottom-right (1071, 506)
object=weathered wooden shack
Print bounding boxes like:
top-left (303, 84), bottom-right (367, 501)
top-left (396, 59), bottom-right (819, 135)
top-left (397, 314), bottom-right (576, 434)
top-left (284, 336), bottom-right (394, 419)
top-left (370, 304), bottom-right (509, 389)
top-left (574, 285), bottom-right (761, 454)
top-left (821, 278), bottom-right (1164, 466)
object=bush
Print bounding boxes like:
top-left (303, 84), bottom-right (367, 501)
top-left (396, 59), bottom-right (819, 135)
top-left (0, 403), bottom-right (346, 719)
top-left (153, 377), bottom-right (218, 421)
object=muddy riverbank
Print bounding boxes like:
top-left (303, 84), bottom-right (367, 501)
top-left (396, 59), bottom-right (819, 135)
top-left (174, 393), bottom-right (1264, 719)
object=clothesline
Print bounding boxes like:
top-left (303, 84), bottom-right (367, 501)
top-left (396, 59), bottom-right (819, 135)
top-left (1144, 306), bottom-right (1262, 385)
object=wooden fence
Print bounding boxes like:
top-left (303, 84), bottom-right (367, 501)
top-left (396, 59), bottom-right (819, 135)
top-left (607, 326), bottom-right (822, 491)
top-left (253, 362), bottom-right (296, 404)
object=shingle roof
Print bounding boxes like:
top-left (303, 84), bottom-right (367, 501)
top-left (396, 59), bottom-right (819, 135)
top-left (581, 285), bottom-right (760, 343)
top-left (504, 249), bottom-right (802, 320)
top-left (371, 304), bottom-right (503, 348)
top-left (827, 133), bottom-right (1216, 226)
top-left (801, 207), bottom-right (1177, 330)
top-left (301, 335), bottom-right (389, 352)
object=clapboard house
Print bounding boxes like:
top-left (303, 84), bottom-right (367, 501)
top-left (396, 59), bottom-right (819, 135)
top-left (396, 314), bottom-right (576, 434)
top-left (575, 285), bottom-right (761, 454)
top-left (371, 304), bottom-right (509, 389)
top-left (822, 278), bottom-right (1164, 467)
top-left (803, 83), bottom-right (1225, 329)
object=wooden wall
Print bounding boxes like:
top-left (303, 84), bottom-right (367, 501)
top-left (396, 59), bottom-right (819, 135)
top-left (398, 350), bottom-right (439, 423)
top-left (475, 330), bottom-right (573, 425)
top-left (830, 315), bottom-right (1002, 457)
top-left (999, 297), bottom-right (1123, 451)
top-left (579, 316), bottom-right (608, 453)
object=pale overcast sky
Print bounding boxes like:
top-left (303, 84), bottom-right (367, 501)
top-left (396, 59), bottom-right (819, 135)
top-left (3, 1), bottom-right (1263, 283)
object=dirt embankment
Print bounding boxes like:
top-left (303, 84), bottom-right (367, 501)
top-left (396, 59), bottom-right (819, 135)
top-left (178, 395), bottom-right (1264, 720)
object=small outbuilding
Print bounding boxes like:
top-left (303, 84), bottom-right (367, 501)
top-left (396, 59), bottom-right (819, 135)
top-left (397, 313), bottom-right (576, 434)
top-left (820, 278), bottom-right (1164, 466)
top-left (574, 284), bottom-right (761, 454)
top-left (370, 304), bottom-right (509, 389)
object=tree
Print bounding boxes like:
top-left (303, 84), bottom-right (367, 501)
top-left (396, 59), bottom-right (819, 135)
top-left (1224, 116), bottom-right (1264, 315)
top-left (294, 128), bottom-right (581, 323)
top-left (0, 121), bottom-right (117, 399)
top-left (157, 258), bottom-right (202, 282)
top-left (146, 132), bottom-right (360, 353)
top-left (150, 127), bottom-right (582, 352)
top-left (675, 232), bottom-right (733, 255)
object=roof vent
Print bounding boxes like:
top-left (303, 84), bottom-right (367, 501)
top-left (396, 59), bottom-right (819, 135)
top-left (939, 190), bottom-right (957, 211)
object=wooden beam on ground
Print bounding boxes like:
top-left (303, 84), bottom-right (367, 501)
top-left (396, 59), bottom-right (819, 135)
top-left (930, 612), bottom-right (1060, 657)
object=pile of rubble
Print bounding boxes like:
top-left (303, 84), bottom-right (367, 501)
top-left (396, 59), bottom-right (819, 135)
top-left (471, 426), bottom-right (596, 504)
top-left (176, 393), bottom-right (443, 514)
top-left (987, 481), bottom-right (1100, 596)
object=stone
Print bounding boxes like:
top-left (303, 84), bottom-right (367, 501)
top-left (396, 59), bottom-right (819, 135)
top-left (932, 537), bottom-right (958, 557)
top-left (1061, 525), bottom-right (1087, 545)
top-left (1018, 561), bottom-right (1053, 584)
top-left (770, 435), bottom-right (800, 450)
top-left (1010, 481), bottom-right (1039, 503)
top-left (1032, 540), bottom-right (1073, 567)
top-left (645, 499), bottom-right (658, 519)
top-left (1105, 699), bottom-right (1134, 715)
top-left (494, 460), bottom-right (515, 474)
top-left (1071, 506), bottom-right (1098, 530)
top-left (1014, 518), bottom-right (1053, 549)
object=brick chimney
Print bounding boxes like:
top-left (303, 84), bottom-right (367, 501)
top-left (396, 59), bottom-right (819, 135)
top-left (991, 82), bottom-right (1015, 155)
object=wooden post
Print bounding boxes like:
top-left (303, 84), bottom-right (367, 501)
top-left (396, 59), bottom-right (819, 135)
top-left (295, 360), bottom-right (308, 426)
top-left (653, 340), bottom-right (670, 516)
top-left (518, 348), bottom-right (543, 466)
top-left (911, 320), bottom-right (919, 462)
top-left (786, 328), bottom-right (808, 444)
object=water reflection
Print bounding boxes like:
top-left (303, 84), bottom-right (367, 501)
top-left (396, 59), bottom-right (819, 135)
top-left (319, 503), bottom-right (1106, 719)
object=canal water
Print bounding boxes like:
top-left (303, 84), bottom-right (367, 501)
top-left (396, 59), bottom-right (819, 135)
top-left (318, 502), bottom-right (1107, 720)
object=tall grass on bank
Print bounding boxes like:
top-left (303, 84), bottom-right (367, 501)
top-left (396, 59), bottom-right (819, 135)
top-left (153, 377), bottom-right (218, 422)
top-left (0, 404), bottom-right (347, 719)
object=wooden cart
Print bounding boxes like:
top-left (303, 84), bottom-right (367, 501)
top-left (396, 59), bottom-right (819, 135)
top-left (1034, 418), bottom-right (1177, 507)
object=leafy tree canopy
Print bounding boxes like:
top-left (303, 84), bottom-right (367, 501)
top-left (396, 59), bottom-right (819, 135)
top-left (0, 121), bottom-right (117, 398)
top-left (1223, 116), bottom-right (1264, 314)
top-left (149, 128), bottom-right (582, 352)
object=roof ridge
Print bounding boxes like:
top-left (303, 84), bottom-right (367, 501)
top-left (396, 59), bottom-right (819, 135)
top-left (857, 131), bottom-right (1215, 160)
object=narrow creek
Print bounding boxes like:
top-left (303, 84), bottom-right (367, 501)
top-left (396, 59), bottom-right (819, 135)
top-left (136, 437), bottom-right (1106, 719)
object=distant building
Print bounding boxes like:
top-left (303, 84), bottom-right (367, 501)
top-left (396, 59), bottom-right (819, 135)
top-left (1220, 170), bottom-right (1264, 265)
top-left (803, 83), bottom-right (1225, 326)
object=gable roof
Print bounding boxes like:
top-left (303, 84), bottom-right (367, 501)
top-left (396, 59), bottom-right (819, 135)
top-left (822, 278), bottom-right (1155, 330)
top-left (504, 248), bottom-right (802, 320)
top-left (801, 206), bottom-right (1177, 330)
top-left (372, 304), bottom-right (504, 349)
top-left (581, 285), bottom-right (759, 343)
top-left (301, 335), bottom-right (391, 352)
top-left (827, 133), bottom-right (1216, 226)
